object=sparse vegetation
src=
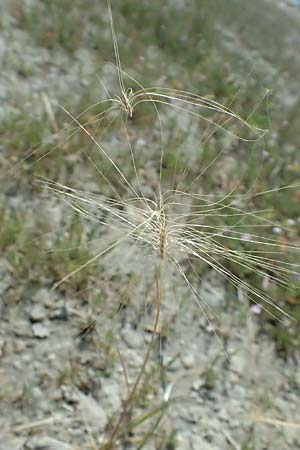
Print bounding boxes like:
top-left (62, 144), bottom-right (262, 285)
top-left (1, 0), bottom-right (300, 449)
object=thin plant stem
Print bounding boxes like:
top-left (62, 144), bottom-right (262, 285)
top-left (101, 262), bottom-right (163, 449)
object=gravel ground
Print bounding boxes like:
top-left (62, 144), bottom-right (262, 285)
top-left (1, 1), bottom-right (300, 449)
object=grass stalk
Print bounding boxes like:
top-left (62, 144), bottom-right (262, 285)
top-left (101, 261), bottom-right (164, 449)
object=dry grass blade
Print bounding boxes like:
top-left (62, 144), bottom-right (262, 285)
top-left (252, 415), bottom-right (300, 429)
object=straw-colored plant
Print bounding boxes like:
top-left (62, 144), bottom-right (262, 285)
top-left (38, 105), bottom-right (300, 447)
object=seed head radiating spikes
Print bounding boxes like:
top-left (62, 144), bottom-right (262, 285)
top-left (40, 177), bottom-right (300, 324)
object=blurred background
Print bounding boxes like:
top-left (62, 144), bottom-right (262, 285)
top-left (1, 1), bottom-right (300, 449)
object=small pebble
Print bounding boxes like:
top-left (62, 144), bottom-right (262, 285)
top-left (192, 378), bottom-right (204, 392)
top-left (14, 340), bottom-right (26, 353)
top-left (50, 389), bottom-right (62, 401)
top-left (33, 287), bottom-right (51, 305)
top-left (29, 304), bottom-right (48, 322)
top-left (78, 393), bottom-right (107, 429)
top-left (49, 306), bottom-right (68, 320)
top-left (61, 385), bottom-right (79, 404)
top-left (182, 353), bottom-right (196, 369)
top-left (13, 320), bottom-right (32, 337)
top-left (287, 218), bottom-right (295, 225)
top-left (32, 323), bottom-right (50, 339)
top-left (250, 304), bottom-right (262, 315)
top-left (121, 326), bottom-right (143, 349)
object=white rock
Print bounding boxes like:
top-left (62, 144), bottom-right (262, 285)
top-left (13, 320), bottom-right (32, 337)
top-left (32, 323), bottom-right (50, 338)
top-left (176, 434), bottom-right (192, 450)
top-left (102, 380), bottom-right (122, 411)
top-left (78, 393), bottom-right (107, 429)
top-left (200, 270), bottom-right (225, 309)
top-left (181, 353), bottom-right (196, 369)
top-left (121, 326), bottom-right (143, 349)
top-left (29, 304), bottom-right (47, 322)
top-left (33, 287), bottom-right (51, 305)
